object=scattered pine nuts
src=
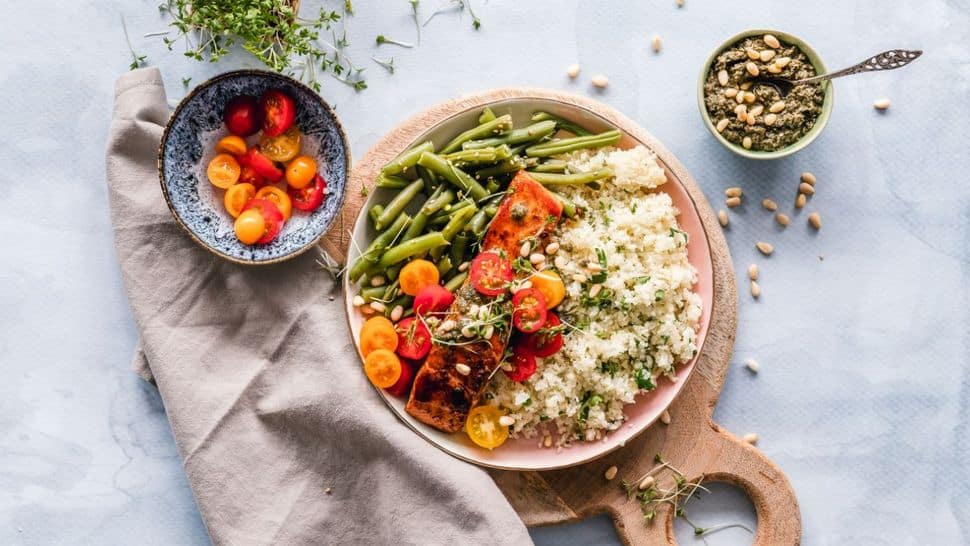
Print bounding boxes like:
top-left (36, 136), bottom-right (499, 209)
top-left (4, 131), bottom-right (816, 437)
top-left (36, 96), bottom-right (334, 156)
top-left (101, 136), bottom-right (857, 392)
top-left (767, 64), bottom-right (783, 74)
top-left (743, 91), bottom-right (757, 104)
top-left (651, 34), bottom-right (662, 53)
top-left (530, 253), bottom-right (546, 266)
top-left (750, 280), bottom-right (761, 298)
top-left (745, 114), bottom-right (757, 126)
top-left (718, 209), bottom-right (729, 226)
top-left (742, 136), bottom-right (752, 149)
top-left (775, 213), bottom-right (790, 226)
top-left (520, 241), bottom-right (532, 257)
top-left (734, 103), bottom-right (747, 115)
top-left (763, 34), bottom-right (781, 48)
top-left (745, 358), bottom-right (760, 373)
top-left (458, 261), bottom-right (470, 272)
top-left (586, 262), bottom-right (604, 273)
top-left (761, 198), bottom-right (778, 211)
top-left (545, 242), bottom-right (560, 254)
top-left (764, 113), bottom-right (777, 126)
top-left (676, 0), bottom-right (685, 6)
top-left (589, 284), bottom-right (602, 298)
top-left (370, 275), bottom-right (386, 287)
top-left (591, 74), bottom-right (609, 88)
top-left (496, 416), bottom-right (514, 427)
top-left (390, 305), bottom-right (404, 322)
top-left (739, 81), bottom-right (752, 91)
top-left (873, 98), bottom-right (891, 110)
top-left (799, 182), bottom-right (816, 196)
top-left (461, 325), bottom-right (476, 338)
top-left (717, 69), bottom-right (729, 86)
top-left (554, 256), bottom-right (568, 269)
top-left (724, 88), bottom-right (739, 98)
top-left (572, 273), bottom-right (588, 284)
top-left (747, 263), bottom-right (759, 280)
top-left (743, 432), bottom-right (759, 445)
top-left (735, 92), bottom-right (746, 104)
top-left (745, 62), bottom-right (760, 76)
top-left (369, 301), bottom-right (386, 313)
top-left (725, 187), bottom-right (743, 197)
top-left (800, 172), bottom-right (816, 186)
top-left (745, 47), bottom-right (760, 60)
top-left (639, 476), bottom-right (656, 490)
top-left (726, 196), bottom-right (742, 208)
top-left (604, 465), bottom-right (618, 481)
top-left (716, 118), bottom-right (730, 132)
top-left (755, 241), bottom-right (774, 255)
top-left (760, 49), bottom-right (776, 62)
top-left (769, 100), bottom-right (786, 113)
top-left (543, 435), bottom-right (553, 448)
top-left (775, 56), bottom-right (791, 68)
top-left (660, 410), bottom-right (671, 425)
top-left (352, 295), bottom-right (365, 307)
top-left (748, 104), bottom-right (765, 117)
top-left (808, 212), bottom-right (822, 230)
top-left (795, 193), bottom-right (807, 208)
top-left (567, 63), bottom-right (581, 78)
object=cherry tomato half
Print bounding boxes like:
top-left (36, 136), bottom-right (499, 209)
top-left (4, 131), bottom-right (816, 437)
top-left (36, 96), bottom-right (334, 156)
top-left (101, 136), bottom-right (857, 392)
top-left (395, 317), bottom-right (432, 360)
top-left (234, 209), bottom-right (266, 245)
top-left (465, 405), bottom-right (510, 449)
top-left (413, 284), bottom-right (455, 316)
top-left (224, 183), bottom-right (256, 218)
top-left (505, 346), bottom-right (537, 382)
top-left (206, 153), bottom-right (241, 189)
top-left (255, 186), bottom-right (293, 221)
top-left (215, 135), bottom-right (248, 156)
top-left (238, 165), bottom-right (267, 188)
top-left (512, 287), bottom-right (547, 333)
top-left (520, 312), bottom-right (563, 358)
top-left (287, 173), bottom-right (326, 212)
top-left (243, 146), bottom-right (283, 183)
top-left (223, 95), bottom-right (261, 137)
top-left (385, 357), bottom-right (416, 398)
top-left (260, 89), bottom-right (296, 137)
top-left (260, 126), bottom-right (302, 163)
top-left (285, 156), bottom-right (317, 189)
top-left (470, 252), bottom-right (513, 296)
top-left (240, 198), bottom-right (284, 244)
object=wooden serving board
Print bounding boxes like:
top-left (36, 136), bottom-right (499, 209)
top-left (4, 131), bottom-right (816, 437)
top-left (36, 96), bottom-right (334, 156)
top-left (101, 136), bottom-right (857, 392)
top-left (324, 89), bottom-right (801, 546)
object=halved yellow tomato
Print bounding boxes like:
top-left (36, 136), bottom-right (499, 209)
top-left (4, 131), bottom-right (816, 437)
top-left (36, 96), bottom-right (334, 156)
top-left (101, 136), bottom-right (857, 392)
top-left (224, 183), bottom-right (256, 218)
top-left (260, 126), bottom-right (302, 162)
top-left (364, 349), bottom-right (402, 388)
top-left (215, 135), bottom-right (247, 156)
top-left (465, 405), bottom-right (510, 450)
top-left (255, 186), bottom-right (293, 221)
top-left (207, 153), bottom-right (241, 189)
top-left (530, 270), bottom-right (566, 309)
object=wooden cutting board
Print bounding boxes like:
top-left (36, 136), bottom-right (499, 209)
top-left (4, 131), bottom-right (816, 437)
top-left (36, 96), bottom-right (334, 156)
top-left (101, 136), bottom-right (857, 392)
top-left (325, 88), bottom-right (801, 546)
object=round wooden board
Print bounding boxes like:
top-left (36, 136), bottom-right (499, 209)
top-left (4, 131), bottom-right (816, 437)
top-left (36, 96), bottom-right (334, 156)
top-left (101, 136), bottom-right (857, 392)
top-left (326, 88), bottom-right (801, 546)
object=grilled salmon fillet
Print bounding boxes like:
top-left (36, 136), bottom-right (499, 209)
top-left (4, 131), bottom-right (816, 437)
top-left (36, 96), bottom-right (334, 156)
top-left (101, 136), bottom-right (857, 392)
top-left (406, 172), bottom-right (563, 433)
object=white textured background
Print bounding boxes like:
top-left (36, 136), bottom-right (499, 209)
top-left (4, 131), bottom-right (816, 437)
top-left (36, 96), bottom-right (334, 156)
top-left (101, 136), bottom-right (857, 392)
top-left (1, 1), bottom-right (967, 545)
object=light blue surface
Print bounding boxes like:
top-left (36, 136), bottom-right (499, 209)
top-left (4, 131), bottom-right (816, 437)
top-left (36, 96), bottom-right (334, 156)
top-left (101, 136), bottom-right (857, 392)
top-left (1, 1), bottom-right (967, 545)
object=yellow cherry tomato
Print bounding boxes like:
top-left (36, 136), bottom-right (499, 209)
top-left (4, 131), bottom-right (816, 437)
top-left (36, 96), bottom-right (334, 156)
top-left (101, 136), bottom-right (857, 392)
top-left (207, 153), bottom-right (241, 189)
top-left (399, 259), bottom-right (440, 296)
top-left (285, 156), bottom-right (317, 189)
top-left (234, 209), bottom-right (266, 245)
top-left (224, 183), bottom-right (256, 218)
top-left (465, 405), bottom-right (509, 450)
top-left (259, 126), bottom-right (302, 163)
top-left (255, 186), bottom-right (293, 221)
top-left (215, 135), bottom-right (247, 156)
top-left (530, 270), bottom-right (566, 309)
top-left (360, 316), bottom-right (398, 356)
top-left (364, 349), bottom-right (402, 389)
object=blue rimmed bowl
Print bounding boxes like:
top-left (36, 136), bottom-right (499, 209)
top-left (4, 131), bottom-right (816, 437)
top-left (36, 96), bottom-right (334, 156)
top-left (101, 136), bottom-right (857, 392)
top-left (158, 70), bottom-right (349, 265)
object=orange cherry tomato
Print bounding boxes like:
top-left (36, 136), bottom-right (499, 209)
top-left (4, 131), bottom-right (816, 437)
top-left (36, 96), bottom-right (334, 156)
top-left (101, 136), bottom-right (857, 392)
top-left (360, 316), bottom-right (398, 356)
top-left (259, 126), bottom-right (302, 162)
top-left (399, 259), bottom-right (440, 296)
top-left (529, 270), bottom-right (566, 309)
top-left (285, 156), bottom-right (317, 189)
top-left (255, 186), bottom-right (293, 221)
top-left (364, 349), bottom-right (402, 389)
top-left (234, 209), bottom-right (265, 245)
top-left (465, 405), bottom-right (509, 450)
top-left (224, 183), bottom-right (256, 218)
top-left (207, 153), bottom-right (241, 189)
top-left (215, 135), bottom-right (247, 156)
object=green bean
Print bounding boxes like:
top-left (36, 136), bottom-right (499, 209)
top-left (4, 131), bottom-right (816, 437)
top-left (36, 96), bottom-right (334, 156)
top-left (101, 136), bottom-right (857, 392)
top-left (382, 279), bottom-right (400, 301)
top-left (474, 159), bottom-right (527, 179)
top-left (384, 295), bottom-right (414, 317)
top-left (431, 204), bottom-right (478, 260)
top-left (550, 192), bottom-right (577, 218)
top-left (530, 111), bottom-right (593, 136)
top-left (478, 106), bottom-right (496, 124)
top-left (429, 198), bottom-right (474, 223)
top-left (484, 204), bottom-right (499, 217)
top-left (375, 179), bottom-right (424, 230)
top-left (464, 208), bottom-right (490, 237)
top-left (416, 165), bottom-right (437, 194)
top-left (402, 212), bottom-right (429, 242)
top-left (444, 271), bottom-right (468, 292)
top-left (420, 187), bottom-right (456, 215)
top-left (360, 286), bottom-right (388, 301)
top-left (525, 130), bottom-right (622, 158)
top-left (348, 213), bottom-right (411, 281)
top-left (378, 232), bottom-right (449, 268)
top-left (443, 145), bottom-right (514, 166)
top-left (386, 264), bottom-right (402, 281)
top-left (368, 204), bottom-right (384, 227)
top-left (381, 141), bottom-right (434, 176)
top-left (436, 255), bottom-right (453, 277)
top-left (450, 233), bottom-right (469, 267)
top-left (440, 114), bottom-right (513, 154)
top-left (416, 152), bottom-right (489, 201)
top-left (529, 159), bottom-right (568, 173)
top-left (376, 174), bottom-right (411, 189)
top-left (462, 120), bottom-right (557, 150)
top-left (528, 168), bottom-right (614, 186)
top-left (485, 179), bottom-right (500, 194)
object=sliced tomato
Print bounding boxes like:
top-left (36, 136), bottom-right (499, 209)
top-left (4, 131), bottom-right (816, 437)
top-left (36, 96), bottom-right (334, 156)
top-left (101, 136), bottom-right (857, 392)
top-left (385, 358), bottom-right (416, 398)
top-left (238, 165), bottom-right (267, 188)
top-left (223, 95), bottom-right (261, 137)
top-left (520, 312), bottom-right (563, 357)
top-left (224, 183), bottom-right (256, 218)
top-left (259, 126), bottom-right (302, 162)
top-left (465, 405), bottom-right (510, 449)
top-left (394, 317), bottom-right (432, 360)
top-left (260, 89), bottom-right (296, 137)
top-left (512, 288), bottom-right (547, 333)
top-left (243, 147), bottom-right (283, 182)
top-left (413, 284), bottom-right (454, 316)
top-left (255, 186), bottom-right (293, 221)
top-left (470, 251), bottom-right (513, 296)
top-left (240, 198), bottom-right (284, 244)
top-left (505, 347), bottom-right (537, 382)
top-left (287, 173), bottom-right (326, 212)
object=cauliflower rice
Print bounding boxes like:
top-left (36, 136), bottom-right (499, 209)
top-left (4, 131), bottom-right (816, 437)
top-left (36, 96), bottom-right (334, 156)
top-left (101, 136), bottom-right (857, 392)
top-left (485, 146), bottom-right (702, 446)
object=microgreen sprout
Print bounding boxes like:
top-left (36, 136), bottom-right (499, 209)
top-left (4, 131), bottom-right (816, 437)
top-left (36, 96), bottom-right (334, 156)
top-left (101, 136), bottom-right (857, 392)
top-left (424, 0), bottom-right (480, 29)
top-left (409, 0), bottom-right (421, 44)
top-left (121, 15), bottom-right (148, 70)
top-left (371, 56), bottom-right (396, 74)
top-left (375, 35), bottom-right (414, 48)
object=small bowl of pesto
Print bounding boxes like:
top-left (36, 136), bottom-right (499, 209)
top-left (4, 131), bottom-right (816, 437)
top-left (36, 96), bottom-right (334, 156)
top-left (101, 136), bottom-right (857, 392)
top-left (698, 29), bottom-right (834, 159)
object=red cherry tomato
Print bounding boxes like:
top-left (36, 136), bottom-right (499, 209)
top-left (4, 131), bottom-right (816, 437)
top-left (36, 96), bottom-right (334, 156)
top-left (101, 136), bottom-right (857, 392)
top-left (385, 358), bottom-right (416, 398)
top-left (288, 173), bottom-right (326, 212)
top-left (223, 95), bottom-right (261, 137)
top-left (469, 252), bottom-right (513, 296)
top-left (520, 312), bottom-right (563, 357)
top-left (505, 347), bottom-right (537, 382)
top-left (394, 317), bottom-right (432, 360)
top-left (260, 89), bottom-right (296, 137)
top-left (243, 147), bottom-right (283, 183)
top-left (512, 288), bottom-right (547, 333)
top-left (240, 198), bottom-right (284, 244)
top-left (238, 165), bottom-right (267, 188)
top-left (413, 284), bottom-right (455, 316)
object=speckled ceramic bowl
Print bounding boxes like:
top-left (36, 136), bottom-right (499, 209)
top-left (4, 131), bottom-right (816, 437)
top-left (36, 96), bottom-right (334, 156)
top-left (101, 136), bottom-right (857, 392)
top-left (158, 70), bottom-right (349, 264)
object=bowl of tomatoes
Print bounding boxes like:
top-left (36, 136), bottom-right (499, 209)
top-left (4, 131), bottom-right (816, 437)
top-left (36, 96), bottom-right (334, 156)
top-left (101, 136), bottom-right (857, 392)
top-left (158, 69), bottom-right (349, 264)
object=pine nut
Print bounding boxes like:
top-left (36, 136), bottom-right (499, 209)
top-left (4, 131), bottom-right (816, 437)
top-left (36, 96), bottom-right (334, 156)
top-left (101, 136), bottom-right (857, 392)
top-left (499, 415), bottom-right (515, 427)
top-left (799, 182), bottom-right (816, 196)
top-left (750, 280), bottom-right (761, 298)
top-left (795, 193), bottom-right (807, 208)
top-left (545, 242), bottom-right (560, 254)
top-left (763, 34), bottom-right (780, 48)
top-left (530, 253), bottom-right (546, 266)
top-left (761, 198), bottom-right (777, 211)
top-left (743, 432), bottom-right (759, 445)
top-left (604, 465), bottom-right (618, 481)
top-left (369, 301), bottom-right (386, 312)
top-left (716, 118), bottom-right (730, 132)
top-left (461, 325), bottom-right (476, 338)
top-left (651, 34), bottom-right (662, 53)
top-left (390, 305), bottom-right (404, 322)
top-left (800, 172), bottom-right (817, 186)
top-left (554, 256), bottom-right (568, 269)
top-left (586, 263), bottom-right (603, 273)
top-left (589, 284), bottom-right (602, 298)
top-left (873, 98), bottom-right (891, 110)
top-left (775, 213), bottom-right (790, 226)
top-left (760, 50), bottom-right (776, 62)
top-left (755, 241), bottom-right (773, 255)
top-left (744, 91), bottom-right (757, 104)
top-left (725, 187), bottom-right (742, 197)
top-left (767, 64), bottom-right (783, 74)
top-left (742, 136), bottom-right (752, 149)
top-left (745, 114), bottom-right (756, 126)
top-left (717, 69), bottom-right (729, 86)
top-left (808, 212), bottom-right (822, 230)
top-left (370, 275), bottom-right (386, 287)
top-left (747, 263), bottom-right (759, 280)
top-left (745, 62), bottom-right (760, 76)
top-left (726, 196), bottom-right (742, 208)
top-left (737, 111), bottom-right (747, 123)
top-left (591, 74), bottom-right (609, 88)
top-left (735, 93), bottom-right (746, 104)
top-left (639, 476), bottom-right (656, 490)
top-left (458, 261), bottom-right (470, 272)
top-left (764, 113), bottom-right (778, 126)
top-left (769, 100), bottom-right (786, 113)
top-left (567, 63), bottom-right (581, 78)
top-left (482, 324), bottom-right (494, 339)
top-left (749, 104), bottom-right (765, 117)
top-left (520, 241), bottom-right (532, 257)
top-left (734, 103), bottom-right (747, 115)
top-left (775, 56), bottom-right (791, 68)
top-left (718, 209), bottom-right (729, 226)
top-left (739, 81), bottom-right (752, 90)
top-left (455, 363), bottom-right (471, 375)
top-left (676, 0), bottom-right (685, 6)
top-left (745, 358), bottom-right (760, 373)
top-left (660, 410), bottom-right (671, 425)
top-left (438, 319), bottom-right (456, 332)
top-left (746, 48), bottom-right (760, 61)
top-left (724, 88), bottom-right (739, 98)
top-left (572, 273), bottom-right (588, 283)
top-left (352, 295), bottom-right (365, 307)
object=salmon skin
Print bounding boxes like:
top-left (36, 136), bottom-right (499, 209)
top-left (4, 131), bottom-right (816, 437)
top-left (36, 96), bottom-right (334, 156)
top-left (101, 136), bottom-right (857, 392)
top-left (406, 172), bottom-right (563, 433)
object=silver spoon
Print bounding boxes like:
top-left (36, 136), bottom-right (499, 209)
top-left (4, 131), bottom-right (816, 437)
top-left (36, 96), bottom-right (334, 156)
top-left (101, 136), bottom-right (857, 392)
top-left (748, 49), bottom-right (922, 97)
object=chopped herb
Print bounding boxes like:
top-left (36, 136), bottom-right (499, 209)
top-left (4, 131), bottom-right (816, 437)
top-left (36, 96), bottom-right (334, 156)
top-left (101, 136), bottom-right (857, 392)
top-left (522, 397), bottom-right (533, 407)
top-left (635, 367), bottom-right (655, 389)
top-left (121, 15), bottom-right (148, 70)
top-left (360, 184), bottom-right (370, 197)
top-left (578, 392), bottom-right (603, 422)
top-left (591, 248), bottom-right (608, 283)
top-left (600, 361), bottom-right (619, 376)
top-left (181, 76), bottom-right (192, 88)
top-left (654, 289), bottom-right (665, 302)
top-left (636, 276), bottom-right (651, 285)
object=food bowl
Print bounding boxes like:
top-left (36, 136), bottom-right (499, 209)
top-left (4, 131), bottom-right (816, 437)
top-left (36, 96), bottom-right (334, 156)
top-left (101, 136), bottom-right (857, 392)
top-left (697, 29), bottom-right (834, 160)
top-left (158, 69), bottom-right (349, 264)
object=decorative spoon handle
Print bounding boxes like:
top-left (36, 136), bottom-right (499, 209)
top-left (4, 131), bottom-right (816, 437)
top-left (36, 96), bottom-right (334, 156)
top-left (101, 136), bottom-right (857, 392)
top-left (796, 49), bottom-right (922, 85)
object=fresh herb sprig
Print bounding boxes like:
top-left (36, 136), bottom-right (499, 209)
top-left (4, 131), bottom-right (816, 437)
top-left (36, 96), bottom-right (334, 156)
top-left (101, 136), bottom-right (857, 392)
top-left (424, 0), bottom-right (481, 29)
top-left (121, 15), bottom-right (148, 70)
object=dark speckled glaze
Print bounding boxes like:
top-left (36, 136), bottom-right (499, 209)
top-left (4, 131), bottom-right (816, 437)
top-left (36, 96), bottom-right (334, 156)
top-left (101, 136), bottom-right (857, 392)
top-left (158, 70), bottom-right (349, 265)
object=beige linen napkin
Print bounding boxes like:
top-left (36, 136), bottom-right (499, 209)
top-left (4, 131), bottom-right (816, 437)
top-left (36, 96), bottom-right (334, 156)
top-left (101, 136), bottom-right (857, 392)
top-left (105, 67), bottom-right (532, 546)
